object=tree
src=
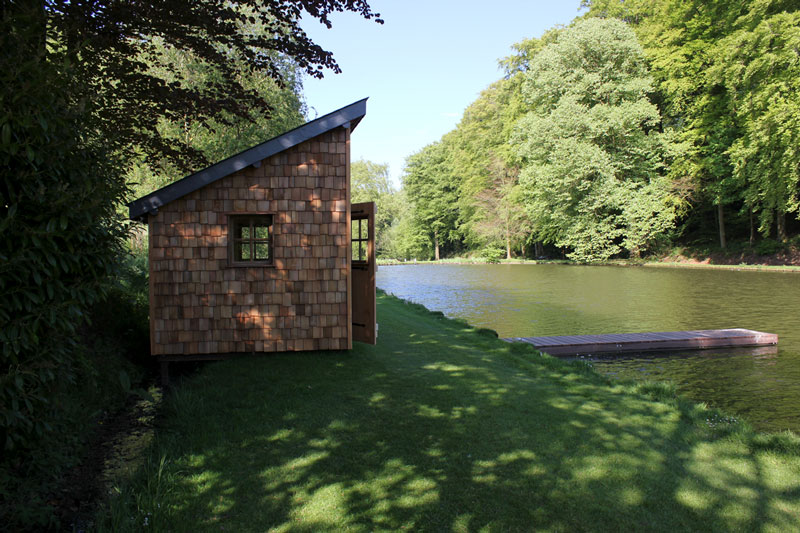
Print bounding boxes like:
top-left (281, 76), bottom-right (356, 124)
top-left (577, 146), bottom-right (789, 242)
top-left (445, 78), bottom-right (527, 248)
top-left (513, 17), bottom-right (682, 262)
top-left (473, 156), bottom-right (530, 259)
top-left (402, 142), bottom-right (461, 260)
top-left (25, 1), bottom-right (382, 170)
top-left (718, 8), bottom-right (800, 241)
top-left (350, 159), bottom-right (399, 256)
top-left (381, 189), bottom-right (432, 261)
top-left (128, 37), bottom-right (307, 199)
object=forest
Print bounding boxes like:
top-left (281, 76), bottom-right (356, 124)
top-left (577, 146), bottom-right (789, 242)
top-left (367, 0), bottom-right (800, 262)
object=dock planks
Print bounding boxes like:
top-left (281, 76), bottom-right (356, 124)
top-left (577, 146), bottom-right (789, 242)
top-left (503, 328), bottom-right (778, 356)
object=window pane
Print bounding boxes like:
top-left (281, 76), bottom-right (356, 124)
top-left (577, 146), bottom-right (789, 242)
top-left (254, 242), bottom-right (270, 260)
top-left (233, 222), bottom-right (245, 239)
top-left (240, 224), bottom-right (251, 239)
top-left (234, 242), bottom-right (249, 261)
top-left (352, 219), bottom-right (360, 240)
top-left (254, 224), bottom-right (270, 240)
top-left (360, 222), bottom-right (368, 240)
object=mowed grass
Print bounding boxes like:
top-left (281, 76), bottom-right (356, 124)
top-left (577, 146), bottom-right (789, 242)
top-left (100, 291), bottom-right (800, 532)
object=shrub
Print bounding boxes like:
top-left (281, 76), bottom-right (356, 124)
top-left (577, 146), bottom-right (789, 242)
top-left (481, 246), bottom-right (505, 263)
top-left (755, 238), bottom-right (784, 256)
top-left (1, 6), bottom-right (129, 456)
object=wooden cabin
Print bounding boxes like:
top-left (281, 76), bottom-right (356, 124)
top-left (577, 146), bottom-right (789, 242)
top-left (128, 100), bottom-right (376, 381)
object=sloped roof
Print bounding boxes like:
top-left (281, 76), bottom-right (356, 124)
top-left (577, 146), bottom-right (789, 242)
top-left (128, 98), bottom-right (367, 220)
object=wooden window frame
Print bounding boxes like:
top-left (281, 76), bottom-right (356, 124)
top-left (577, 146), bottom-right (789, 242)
top-left (228, 214), bottom-right (274, 267)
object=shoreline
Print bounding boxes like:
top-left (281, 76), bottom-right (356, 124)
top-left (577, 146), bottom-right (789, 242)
top-left (377, 258), bottom-right (800, 273)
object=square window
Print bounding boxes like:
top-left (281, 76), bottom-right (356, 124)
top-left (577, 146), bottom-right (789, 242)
top-left (230, 215), bottom-right (273, 265)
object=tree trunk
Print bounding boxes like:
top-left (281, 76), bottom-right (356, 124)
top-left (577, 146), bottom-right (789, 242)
top-left (433, 229), bottom-right (440, 261)
top-left (777, 211), bottom-right (787, 242)
top-left (521, 241), bottom-right (526, 258)
top-left (749, 208), bottom-right (755, 246)
top-left (717, 203), bottom-right (727, 249)
top-left (506, 230), bottom-right (512, 260)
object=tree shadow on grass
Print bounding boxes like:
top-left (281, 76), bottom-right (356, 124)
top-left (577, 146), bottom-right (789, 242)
top-left (138, 294), bottom-right (800, 532)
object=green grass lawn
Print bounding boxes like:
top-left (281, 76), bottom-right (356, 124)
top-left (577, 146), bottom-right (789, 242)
top-left (100, 292), bottom-right (800, 532)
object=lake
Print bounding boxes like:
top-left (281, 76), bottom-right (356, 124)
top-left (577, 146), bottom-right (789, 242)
top-left (376, 263), bottom-right (800, 433)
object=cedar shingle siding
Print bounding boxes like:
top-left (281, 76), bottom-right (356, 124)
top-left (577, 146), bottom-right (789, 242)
top-left (148, 127), bottom-right (351, 355)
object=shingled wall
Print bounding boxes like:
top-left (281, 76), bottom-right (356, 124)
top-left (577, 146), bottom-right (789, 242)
top-left (147, 126), bottom-right (351, 356)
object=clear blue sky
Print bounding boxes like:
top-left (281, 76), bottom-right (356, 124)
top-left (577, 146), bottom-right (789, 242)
top-left (301, 0), bottom-right (585, 186)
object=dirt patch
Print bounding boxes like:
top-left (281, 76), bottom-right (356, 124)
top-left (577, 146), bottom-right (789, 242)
top-left (49, 388), bottom-right (161, 531)
top-left (660, 246), bottom-right (800, 267)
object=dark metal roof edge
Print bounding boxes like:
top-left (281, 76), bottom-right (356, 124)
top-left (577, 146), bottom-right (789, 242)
top-left (128, 98), bottom-right (368, 220)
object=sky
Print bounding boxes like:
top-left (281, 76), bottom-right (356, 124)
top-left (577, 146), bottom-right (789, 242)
top-left (300, 0), bottom-right (585, 186)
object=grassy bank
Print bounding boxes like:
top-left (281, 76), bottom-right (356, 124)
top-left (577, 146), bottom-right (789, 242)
top-left (98, 292), bottom-right (800, 531)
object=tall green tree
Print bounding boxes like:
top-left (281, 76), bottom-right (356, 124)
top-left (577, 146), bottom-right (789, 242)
top-left (402, 142), bottom-right (461, 260)
top-left (513, 17), bottom-right (682, 262)
top-left (472, 156), bottom-right (531, 259)
top-left (446, 78), bottom-right (526, 247)
top-left (718, 7), bottom-right (800, 241)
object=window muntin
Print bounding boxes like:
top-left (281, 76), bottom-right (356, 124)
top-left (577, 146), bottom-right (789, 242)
top-left (230, 215), bottom-right (273, 265)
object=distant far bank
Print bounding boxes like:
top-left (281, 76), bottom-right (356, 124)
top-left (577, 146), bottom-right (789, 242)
top-left (377, 244), bottom-right (800, 273)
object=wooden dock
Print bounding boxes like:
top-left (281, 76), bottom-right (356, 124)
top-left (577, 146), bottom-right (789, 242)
top-left (503, 328), bottom-right (778, 356)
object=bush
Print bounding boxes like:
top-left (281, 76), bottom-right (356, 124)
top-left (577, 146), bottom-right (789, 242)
top-left (755, 238), bottom-right (784, 256)
top-left (1, 7), bottom-right (129, 455)
top-left (90, 248), bottom-right (152, 368)
top-left (481, 246), bottom-right (505, 263)
top-left (0, 247), bottom-right (151, 529)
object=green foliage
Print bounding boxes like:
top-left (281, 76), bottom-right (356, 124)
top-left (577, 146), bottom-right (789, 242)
top-left (583, 0), bottom-right (800, 245)
top-left (31, 1), bottom-right (382, 174)
top-left (0, 243), bottom-right (150, 529)
top-left (90, 247), bottom-right (152, 368)
top-left (513, 18), bottom-right (682, 262)
top-left (1, 6), bottom-right (129, 454)
top-left (128, 38), bottom-right (306, 197)
top-left (381, 197), bottom-right (431, 261)
top-left (0, 341), bottom-right (142, 530)
top-left (402, 142), bottom-right (462, 259)
top-left (755, 238), bottom-right (785, 256)
top-left (480, 246), bottom-right (505, 264)
top-left (350, 159), bottom-right (400, 257)
top-left (472, 157), bottom-right (530, 257)
top-left (393, 1), bottom-right (799, 261)
top-left (719, 9), bottom-right (800, 238)
top-left (445, 79), bottom-right (529, 247)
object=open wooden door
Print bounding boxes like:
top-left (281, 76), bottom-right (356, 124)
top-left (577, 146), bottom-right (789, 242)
top-left (351, 202), bottom-right (376, 344)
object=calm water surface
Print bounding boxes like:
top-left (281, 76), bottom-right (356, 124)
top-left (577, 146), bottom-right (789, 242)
top-left (377, 264), bottom-right (800, 433)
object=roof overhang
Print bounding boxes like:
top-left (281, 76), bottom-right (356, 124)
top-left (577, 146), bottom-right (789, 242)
top-left (128, 98), bottom-right (367, 221)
